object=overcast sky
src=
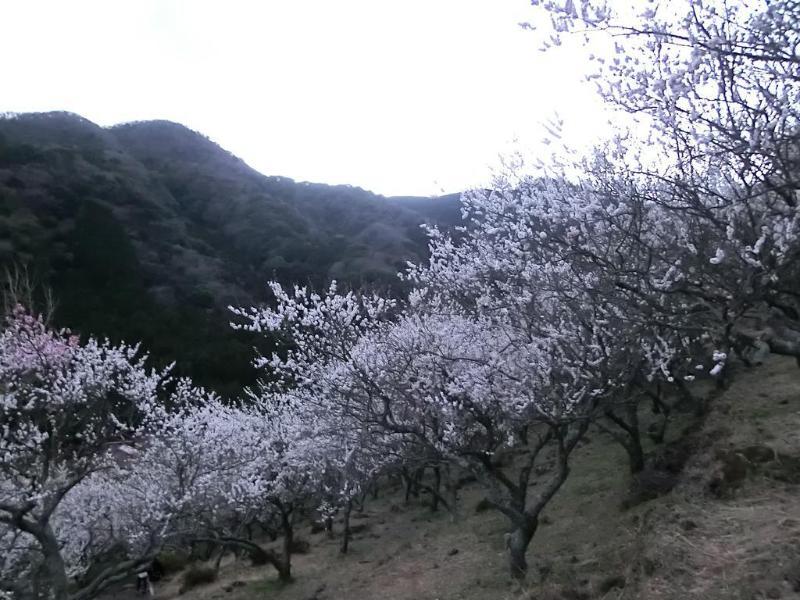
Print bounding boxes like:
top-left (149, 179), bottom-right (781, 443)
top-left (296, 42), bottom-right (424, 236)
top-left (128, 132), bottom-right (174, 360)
top-left (2, 0), bottom-right (608, 196)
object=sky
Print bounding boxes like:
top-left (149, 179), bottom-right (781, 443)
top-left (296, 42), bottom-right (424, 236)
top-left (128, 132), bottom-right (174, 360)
top-left (1, 0), bottom-right (608, 196)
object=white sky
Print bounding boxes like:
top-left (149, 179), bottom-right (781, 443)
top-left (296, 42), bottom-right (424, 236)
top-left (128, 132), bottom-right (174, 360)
top-left (1, 0), bottom-right (608, 196)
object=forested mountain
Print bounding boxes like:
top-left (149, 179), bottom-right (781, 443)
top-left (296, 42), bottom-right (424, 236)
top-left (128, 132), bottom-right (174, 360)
top-left (0, 111), bottom-right (461, 391)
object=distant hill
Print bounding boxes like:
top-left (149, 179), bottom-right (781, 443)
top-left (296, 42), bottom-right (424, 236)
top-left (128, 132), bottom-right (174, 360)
top-left (0, 111), bottom-right (462, 392)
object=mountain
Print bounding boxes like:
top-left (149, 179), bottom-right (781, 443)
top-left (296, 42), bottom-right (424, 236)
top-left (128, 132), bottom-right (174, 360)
top-left (0, 111), bottom-right (462, 392)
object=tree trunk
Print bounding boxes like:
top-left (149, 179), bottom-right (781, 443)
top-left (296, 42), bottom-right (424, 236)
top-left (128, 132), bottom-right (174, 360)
top-left (39, 524), bottom-right (70, 600)
top-left (439, 464), bottom-right (459, 522)
top-left (651, 411), bottom-right (669, 445)
top-left (371, 479), bottom-right (379, 500)
top-left (402, 468), bottom-right (415, 504)
top-left (431, 466), bottom-right (441, 512)
top-left (602, 402), bottom-right (645, 474)
top-left (279, 511), bottom-right (293, 583)
top-left (507, 518), bottom-right (537, 580)
top-left (340, 500), bottom-right (352, 554)
top-left (213, 547), bottom-right (225, 575)
top-left (626, 433), bottom-right (645, 474)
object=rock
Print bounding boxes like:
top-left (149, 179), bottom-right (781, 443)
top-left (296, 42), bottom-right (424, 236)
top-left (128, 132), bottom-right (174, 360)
top-left (447, 548), bottom-right (459, 556)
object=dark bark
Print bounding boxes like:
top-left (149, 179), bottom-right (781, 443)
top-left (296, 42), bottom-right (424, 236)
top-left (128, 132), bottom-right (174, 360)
top-left (647, 385), bottom-right (671, 444)
top-left (443, 464), bottom-right (460, 521)
top-left (371, 479), bottom-right (379, 500)
top-left (213, 548), bottom-right (225, 575)
top-left (507, 518), bottom-right (538, 580)
top-left (413, 471), bottom-right (452, 513)
top-left (278, 509), bottom-right (293, 582)
top-left (39, 524), bottom-right (70, 600)
top-left (340, 500), bottom-right (352, 554)
top-left (8, 513), bottom-right (69, 600)
top-left (431, 466), bottom-right (441, 512)
top-left (602, 402), bottom-right (645, 474)
top-left (402, 467), bottom-right (421, 504)
top-left (482, 421), bottom-right (587, 580)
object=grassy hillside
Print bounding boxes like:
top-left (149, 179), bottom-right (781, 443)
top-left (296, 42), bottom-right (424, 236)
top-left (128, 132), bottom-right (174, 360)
top-left (0, 111), bottom-right (461, 392)
top-left (121, 357), bottom-right (800, 600)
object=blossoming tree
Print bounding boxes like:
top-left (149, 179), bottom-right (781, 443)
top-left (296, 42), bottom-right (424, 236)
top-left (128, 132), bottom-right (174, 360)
top-left (0, 307), bottom-right (166, 600)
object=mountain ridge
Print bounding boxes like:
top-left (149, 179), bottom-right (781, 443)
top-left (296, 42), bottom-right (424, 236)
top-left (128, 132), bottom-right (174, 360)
top-left (0, 111), bottom-right (462, 391)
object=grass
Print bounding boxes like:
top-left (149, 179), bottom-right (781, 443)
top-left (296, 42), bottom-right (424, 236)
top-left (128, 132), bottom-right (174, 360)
top-left (117, 356), bottom-right (798, 600)
top-left (246, 579), bottom-right (288, 595)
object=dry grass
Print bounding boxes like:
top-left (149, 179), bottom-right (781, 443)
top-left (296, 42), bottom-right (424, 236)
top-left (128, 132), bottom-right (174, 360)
top-left (627, 356), bottom-right (800, 600)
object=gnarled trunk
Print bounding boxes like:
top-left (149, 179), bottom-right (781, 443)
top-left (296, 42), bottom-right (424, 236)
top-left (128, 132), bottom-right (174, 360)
top-left (39, 524), bottom-right (69, 600)
top-left (507, 518), bottom-right (538, 580)
top-left (602, 403), bottom-right (645, 474)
